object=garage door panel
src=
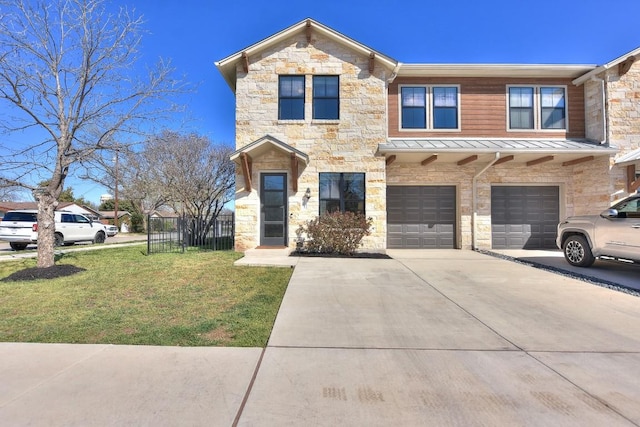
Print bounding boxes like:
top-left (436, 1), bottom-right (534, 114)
top-left (491, 186), bottom-right (559, 249)
top-left (387, 186), bottom-right (456, 249)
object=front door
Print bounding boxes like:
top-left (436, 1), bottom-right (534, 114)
top-left (260, 173), bottom-right (287, 246)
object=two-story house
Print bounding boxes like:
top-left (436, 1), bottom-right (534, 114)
top-left (215, 18), bottom-right (637, 253)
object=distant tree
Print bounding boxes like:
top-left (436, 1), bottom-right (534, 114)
top-left (0, 0), bottom-right (182, 267)
top-left (136, 131), bottom-right (235, 244)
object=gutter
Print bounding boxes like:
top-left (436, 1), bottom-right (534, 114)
top-left (472, 152), bottom-right (501, 250)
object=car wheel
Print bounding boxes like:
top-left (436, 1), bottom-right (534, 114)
top-left (94, 232), bottom-right (106, 244)
top-left (54, 233), bottom-right (64, 247)
top-left (563, 235), bottom-right (595, 267)
top-left (9, 242), bottom-right (28, 251)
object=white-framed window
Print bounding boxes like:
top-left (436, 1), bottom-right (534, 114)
top-left (507, 85), bottom-right (567, 131)
top-left (399, 85), bottom-right (460, 131)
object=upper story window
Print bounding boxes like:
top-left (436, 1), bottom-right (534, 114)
top-left (313, 76), bottom-right (339, 120)
top-left (400, 85), bottom-right (460, 130)
top-left (319, 172), bottom-right (365, 215)
top-left (278, 75), bottom-right (305, 120)
top-left (508, 86), bottom-right (566, 130)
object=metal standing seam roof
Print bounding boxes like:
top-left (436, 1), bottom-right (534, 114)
top-left (379, 139), bottom-right (618, 154)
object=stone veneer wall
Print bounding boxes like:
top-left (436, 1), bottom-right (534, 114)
top-left (386, 157), bottom-right (611, 249)
top-left (583, 58), bottom-right (640, 201)
top-left (233, 32), bottom-right (390, 252)
top-left (606, 59), bottom-right (640, 198)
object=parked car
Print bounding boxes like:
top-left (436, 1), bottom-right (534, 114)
top-left (0, 210), bottom-right (108, 250)
top-left (105, 225), bottom-right (118, 236)
top-left (556, 194), bottom-right (640, 267)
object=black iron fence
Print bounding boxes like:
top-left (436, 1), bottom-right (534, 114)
top-left (147, 214), bottom-right (234, 254)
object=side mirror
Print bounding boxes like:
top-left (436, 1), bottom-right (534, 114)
top-left (601, 208), bottom-right (619, 219)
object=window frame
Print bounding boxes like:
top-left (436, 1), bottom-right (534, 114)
top-left (278, 75), bottom-right (305, 121)
top-left (507, 85), bottom-right (568, 132)
top-left (312, 75), bottom-right (340, 120)
top-left (319, 172), bottom-right (366, 216)
top-left (398, 84), bottom-right (461, 132)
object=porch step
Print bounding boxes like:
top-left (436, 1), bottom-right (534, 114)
top-left (234, 246), bottom-right (297, 267)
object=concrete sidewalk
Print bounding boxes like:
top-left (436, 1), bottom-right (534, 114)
top-left (2, 250), bottom-right (640, 426)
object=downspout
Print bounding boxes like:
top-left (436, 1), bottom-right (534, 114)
top-left (472, 152), bottom-right (501, 250)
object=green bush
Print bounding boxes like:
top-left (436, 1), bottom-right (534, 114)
top-left (296, 211), bottom-right (372, 255)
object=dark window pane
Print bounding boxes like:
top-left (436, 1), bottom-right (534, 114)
top-left (263, 175), bottom-right (285, 190)
top-left (540, 87), bottom-right (566, 129)
top-left (264, 224), bottom-right (284, 237)
top-left (509, 87), bottom-right (534, 129)
top-left (401, 87), bottom-right (426, 129)
top-left (264, 192), bottom-right (284, 206)
top-left (313, 76), bottom-right (339, 120)
top-left (433, 108), bottom-right (457, 129)
top-left (319, 172), bottom-right (365, 215)
top-left (279, 76), bottom-right (305, 120)
top-left (264, 207), bottom-right (283, 221)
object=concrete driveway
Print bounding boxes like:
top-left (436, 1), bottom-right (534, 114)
top-left (2, 250), bottom-right (640, 426)
top-left (238, 250), bottom-right (640, 426)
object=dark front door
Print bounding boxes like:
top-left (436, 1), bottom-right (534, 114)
top-left (260, 173), bottom-right (287, 246)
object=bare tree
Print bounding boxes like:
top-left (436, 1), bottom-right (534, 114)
top-left (0, 0), bottom-right (182, 267)
top-left (138, 131), bottom-right (235, 242)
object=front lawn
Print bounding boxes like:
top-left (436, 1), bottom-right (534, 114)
top-left (0, 246), bottom-right (292, 347)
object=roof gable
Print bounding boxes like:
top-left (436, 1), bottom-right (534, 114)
top-left (215, 18), bottom-right (399, 92)
top-left (573, 46), bottom-right (640, 85)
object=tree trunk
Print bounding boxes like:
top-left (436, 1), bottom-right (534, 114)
top-left (36, 194), bottom-right (58, 268)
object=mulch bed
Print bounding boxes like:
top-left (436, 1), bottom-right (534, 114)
top-left (291, 251), bottom-right (391, 259)
top-left (1, 265), bottom-right (86, 282)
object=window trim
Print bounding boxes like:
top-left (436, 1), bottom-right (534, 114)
top-left (312, 75), bottom-right (340, 121)
top-left (318, 172), bottom-right (366, 216)
top-left (506, 85), bottom-right (569, 132)
top-left (278, 75), bottom-right (306, 121)
top-left (398, 84), bottom-right (461, 132)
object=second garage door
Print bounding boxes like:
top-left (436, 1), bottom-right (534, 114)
top-left (387, 186), bottom-right (456, 249)
top-left (491, 186), bottom-right (559, 249)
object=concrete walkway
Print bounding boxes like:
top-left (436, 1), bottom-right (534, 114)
top-left (2, 250), bottom-right (640, 426)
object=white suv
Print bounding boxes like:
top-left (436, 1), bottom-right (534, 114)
top-left (0, 210), bottom-right (107, 251)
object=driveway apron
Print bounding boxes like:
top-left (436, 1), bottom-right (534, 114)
top-left (237, 250), bottom-right (640, 426)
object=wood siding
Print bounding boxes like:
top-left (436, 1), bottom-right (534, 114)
top-left (388, 77), bottom-right (585, 139)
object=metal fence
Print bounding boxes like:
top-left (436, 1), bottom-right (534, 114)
top-left (147, 214), bottom-right (234, 254)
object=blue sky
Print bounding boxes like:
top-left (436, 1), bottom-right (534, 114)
top-left (6, 0), bottom-right (640, 203)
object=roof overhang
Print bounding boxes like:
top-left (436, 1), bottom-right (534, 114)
top-left (573, 46), bottom-right (640, 85)
top-left (230, 135), bottom-right (308, 165)
top-left (379, 138), bottom-right (618, 167)
top-left (614, 147), bottom-right (640, 165)
top-left (231, 135), bottom-right (309, 192)
top-left (215, 18), bottom-right (399, 92)
top-left (397, 64), bottom-right (595, 79)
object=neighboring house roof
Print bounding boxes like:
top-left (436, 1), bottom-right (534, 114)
top-left (0, 202), bottom-right (37, 212)
top-left (573, 46), bottom-right (640, 85)
top-left (149, 210), bottom-right (179, 218)
top-left (215, 18), bottom-right (399, 92)
top-left (98, 210), bottom-right (131, 219)
top-left (379, 138), bottom-right (618, 166)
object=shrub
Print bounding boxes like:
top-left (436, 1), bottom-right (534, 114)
top-left (296, 211), bottom-right (372, 256)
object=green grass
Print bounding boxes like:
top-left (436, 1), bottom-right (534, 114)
top-left (0, 246), bottom-right (292, 347)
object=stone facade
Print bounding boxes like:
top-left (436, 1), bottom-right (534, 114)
top-left (386, 157), bottom-right (611, 249)
top-left (221, 20), bottom-right (637, 253)
top-left (233, 32), bottom-right (392, 251)
top-left (583, 57), bottom-right (640, 201)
